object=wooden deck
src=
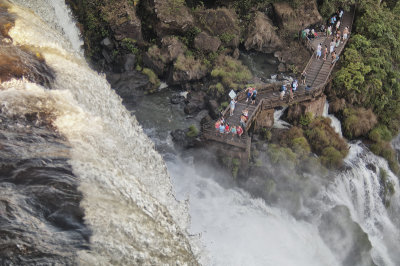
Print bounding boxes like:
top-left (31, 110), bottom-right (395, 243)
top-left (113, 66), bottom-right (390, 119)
top-left (202, 8), bottom-right (354, 152)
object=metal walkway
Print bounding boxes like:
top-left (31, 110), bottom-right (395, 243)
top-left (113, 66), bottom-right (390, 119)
top-left (202, 8), bottom-right (355, 151)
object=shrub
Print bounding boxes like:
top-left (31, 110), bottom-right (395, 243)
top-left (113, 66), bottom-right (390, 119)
top-left (211, 55), bottom-right (252, 90)
top-left (291, 137), bottom-right (311, 157)
top-left (368, 125), bottom-right (392, 142)
top-left (174, 54), bottom-right (206, 73)
top-left (305, 117), bottom-right (349, 157)
top-left (186, 125), bottom-right (199, 137)
top-left (267, 144), bottom-right (298, 170)
top-left (299, 112), bottom-right (314, 127)
top-left (320, 146), bottom-right (343, 169)
top-left (142, 68), bottom-right (160, 90)
top-left (342, 107), bottom-right (377, 139)
top-left (370, 141), bottom-right (400, 175)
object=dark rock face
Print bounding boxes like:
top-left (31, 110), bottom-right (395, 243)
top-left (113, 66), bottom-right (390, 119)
top-left (206, 99), bottom-right (220, 119)
top-left (273, 1), bottom-right (322, 32)
top-left (144, 0), bottom-right (194, 37)
top-left (184, 91), bottom-right (206, 114)
top-left (244, 11), bottom-right (283, 53)
top-left (102, 1), bottom-right (143, 41)
top-left (169, 55), bottom-right (207, 84)
top-left (194, 32), bottom-right (221, 52)
top-left (171, 129), bottom-right (200, 148)
top-left (143, 47), bottom-right (166, 76)
top-left (106, 70), bottom-right (150, 104)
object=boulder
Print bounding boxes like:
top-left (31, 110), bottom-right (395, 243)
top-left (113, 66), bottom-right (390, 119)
top-left (194, 32), bottom-right (221, 52)
top-left (184, 91), bottom-right (207, 114)
top-left (169, 54), bottom-right (207, 84)
top-left (273, 1), bottom-right (322, 32)
top-left (244, 11), bottom-right (283, 53)
top-left (106, 70), bottom-right (150, 104)
top-left (152, 0), bottom-right (194, 36)
top-left (143, 46), bottom-right (166, 76)
top-left (100, 37), bottom-right (114, 50)
top-left (170, 93), bottom-right (186, 104)
top-left (277, 62), bottom-right (286, 72)
top-left (232, 48), bottom-right (240, 59)
top-left (171, 129), bottom-right (200, 148)
top-left (194, 8), bottom-right (240, 48)
top-left (206, 99), bottom-right (220, 119)
top-left (123, 53), bottom-right (136, 72)
top-left (101, 1), bottom-right (143, 41)
top-left (160, 36), bottom-right (186, 63)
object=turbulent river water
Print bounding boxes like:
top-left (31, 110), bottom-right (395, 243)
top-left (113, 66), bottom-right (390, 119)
top-left (1, 1), bottom-right (400, 265)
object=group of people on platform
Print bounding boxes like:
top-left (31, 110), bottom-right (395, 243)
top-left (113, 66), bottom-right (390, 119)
top-left (215, 117), bottom-right (244, 137)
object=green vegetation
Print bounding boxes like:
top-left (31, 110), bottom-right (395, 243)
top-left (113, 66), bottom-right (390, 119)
top-left (211, 55), bottom-right (252, 92)
top-left (186, 125), bottom-right (199, 137)
top-left (142, 68), bottom-right (160, 91)
top-left (342, 107), bottom-right (377, 139)
top-left (121, 38), bottom-right (139, 55)
top-left (318, 0), bottom-right (355, 19)
top-left (328, 0), bottom-right (400, 173)
top-left (333, 1), bottom-right (400, 134)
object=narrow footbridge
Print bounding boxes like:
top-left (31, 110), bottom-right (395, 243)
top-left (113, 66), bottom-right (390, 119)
top-left (202, 8), bottom-right (355, 153)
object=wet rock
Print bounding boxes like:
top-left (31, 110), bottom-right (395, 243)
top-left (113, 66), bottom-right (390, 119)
top-left (184, 91), bottom-right (206, 114)
top-left (171, 129), bottom-right (200, 148)
top-left (194, 32), bottom-right (221, 53)
top-left (101, 37), bottom-right (114, 50)
top-left (366, 163), bottom-right (377, 173)
top-left (206, 99), bottom-right (220, 120)
top-left (244, 11), bottom-right (283, 53)
top-left (106, 70), bottom-right (150, 104)
top-left (123, 54), bottom-right (136, 72)
top-left (170, 94), bottom-right (186, 104)
top-left (102, 49), bottom-right (113, 64)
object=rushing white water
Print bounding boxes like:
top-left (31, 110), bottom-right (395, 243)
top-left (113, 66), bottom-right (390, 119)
top-left (273, 107), bottom-right (291, 129)
top-left (4, 1), bottom-right (197, 263)
top-left (322, 141), bottom-right (400, 266)
top-left (323, 100), bottom-right (343, 136)
top-left (4, 0), bottom-right (400, 265)
top-left (168, 157), bottom-right (339, 266)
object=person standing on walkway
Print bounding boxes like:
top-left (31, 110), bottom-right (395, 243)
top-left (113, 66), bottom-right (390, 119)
top-left (245, 87), bottom-right (254, 102)
top-left (316, 43), bottom-right (322, 59)
top-left (301, 70), bottom-right (307, 85)
top-left (342, 26), bottom-right (349, 41)
top-left (279, 84), bottom-right (287, 101)
top-left (339, 9), bottom-right (344, 19)
top-left (230, 98), bottom-right (237, 116)
top-left (335, 20), bottom-right (341, 32)
top-left (251, 88), bottom-right (257, 105)
top-left (323, 45), bottom-right (328, 60)
top-left (330, 39), bottom-right (336, 53)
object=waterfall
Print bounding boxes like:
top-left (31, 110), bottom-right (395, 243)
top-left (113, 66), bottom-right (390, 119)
top-left (273, 107), bottom-right (291, 129)
top-left (2, 0), bottom-right (399, 265)
top-left (323, 100), bottom-right (343, 136)
top-left (2, 1), bottom-right (197, 264)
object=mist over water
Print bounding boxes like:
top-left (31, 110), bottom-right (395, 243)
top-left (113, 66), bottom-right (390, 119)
top-left (2, 0), bottom-right (400, 265)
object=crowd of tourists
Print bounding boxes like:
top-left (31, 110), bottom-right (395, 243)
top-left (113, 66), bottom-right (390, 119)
top-left (214, 116), bottom-right (244, 137)
top-left (213, 8), bottom-right (349, 139)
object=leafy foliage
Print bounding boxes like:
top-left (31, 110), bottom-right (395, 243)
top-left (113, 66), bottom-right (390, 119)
top-left (186, 125), bottom-right (199, 137)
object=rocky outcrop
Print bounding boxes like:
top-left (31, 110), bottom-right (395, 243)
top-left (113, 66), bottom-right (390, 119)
top-left (142, 0), bottom-right (194, 37)
top-left (273, 1), bottom-right (322, 32)
top-left (169, 54), bottom-right (207, 84)
top-left (194, 32), bottom-right (221, 52)
top-left (244, 11), bottom-right (283, 53)
top-left (194, 8), bottom-right (240, 48)
top-left (161, 36), bottom-right (186, 62)
top-left (184, 91), bottom-right (207, 114)
top-left (171, 129), bottom-right (201, 148)
top-left (286, 94), bottom-right (326, 124)
top-left (106, 70), bottom-right (150, 104)
top-left (101, 1), bottom-right (143, 41)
